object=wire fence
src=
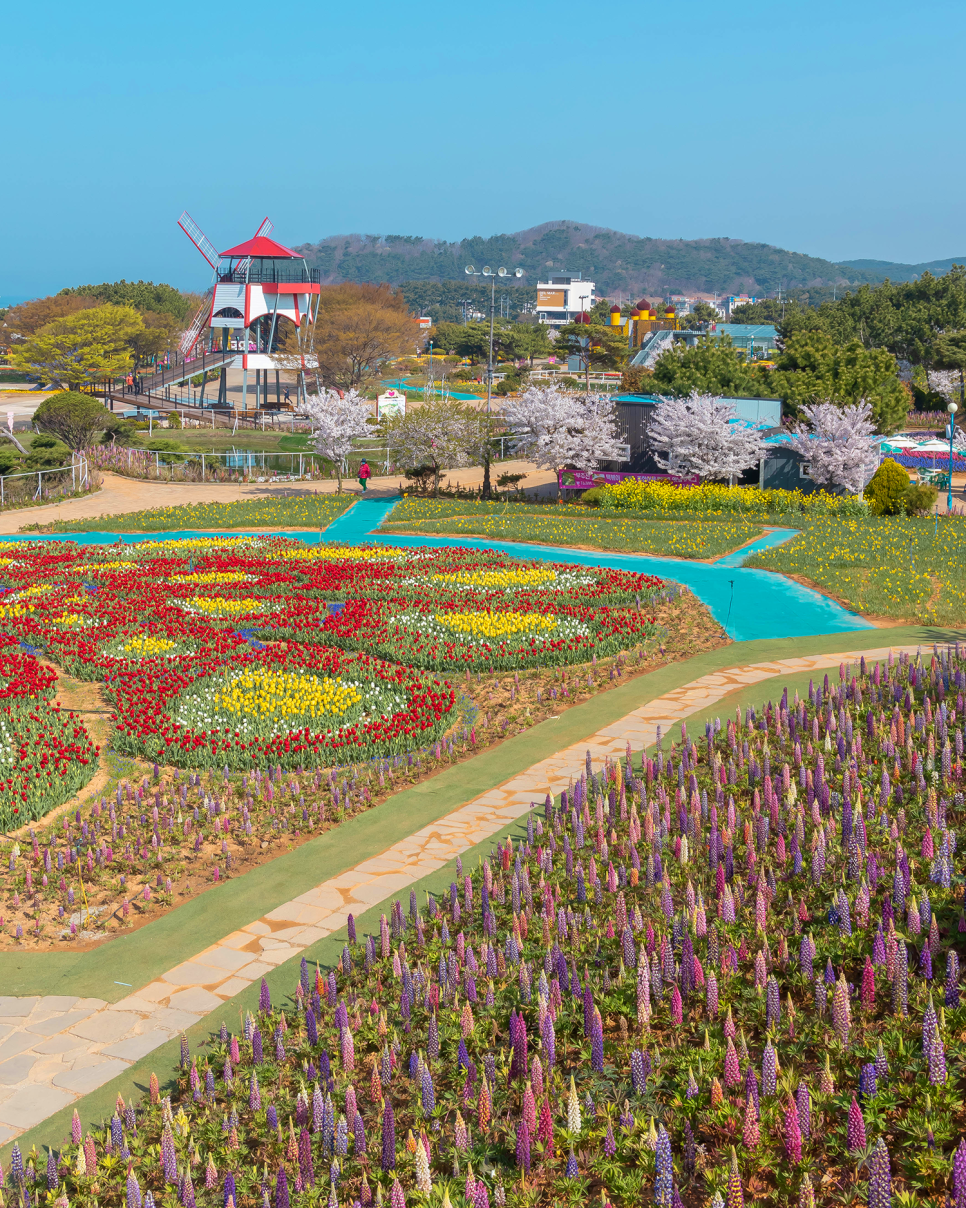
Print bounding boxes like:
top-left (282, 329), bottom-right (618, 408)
top-left (85, 446), bottom-right (330, 483)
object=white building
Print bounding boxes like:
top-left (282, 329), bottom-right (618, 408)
top-left (536, 274), bottom-right (595, 325)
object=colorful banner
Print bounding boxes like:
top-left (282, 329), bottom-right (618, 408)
top-left (558, 469), bottom-right (701, 490)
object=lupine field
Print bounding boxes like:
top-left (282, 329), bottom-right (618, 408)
top-left (6, 644), bottom-right (966, 1207)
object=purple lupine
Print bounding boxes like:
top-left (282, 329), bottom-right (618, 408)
top-left (946, 951), bottom-right (961, 1008)
top-left (847, 1096), bottom-right (866, 1153)
top-left (631, 1049), bottom-right (647, 1095)
top-left (127, 1169), bottom-right (142, 1208)
top-left (347, 913), bottom-right (356, 943)
top-left (162, 1125), bottom-right (177, 1181)
top-left (565, 1148), bottom-right (579, 1178)
top-left (654, 1124), bottom-right (673, 1206)
top-left (762, 1041), bottom-right (777, 1096)
top-left (249, 1072), bottom-right (261, 1113)
top-left (180, 1034), bottom-right (190, 1069)
top-left (381, 1103), bottom-right (396, 1171)
top-left (707, 972), bottom-right (719, 1017)
top-left (46, 1150), bottom-right (58, 1191)
top-left (590, 1011), bottom-right (604, 1072)
top-left (353, 1112), bottom-right (366, 1156)
top-left (515, 1119), bottom-right (531, 1173)
top-left (929, 1034), bottom-right (947, 1085)
top-left (298, 1130), bottom-right (314, 1187)
top-left (922, 997), bottom-right (938, 1057)
top-left (421, 1067), bottom-right (435, 1114)
top-left (796, 1081), bottom-right (811, 1140)
top-left (183, 1173), bottom-right (196, 1208)
top-left (859, 1064), bottom-right (877, 1098)
top-left (952, 1138), bottom-right (966, 1207)
top-left (875, 1041), bottom-right (889, 1082)
top-left (259, 979), bottom-right (272, 1013)
top-left (275, 1167), bottom-right (289, 1208)
top-left (223, 1174), bottom-right (236, 1208)
top-left (868, 1137), bottom-right (891, 1208)
top-left (766, 975), bottom-right (780, 1031)
top-left (252, 1028), bottom-right (263, 1065)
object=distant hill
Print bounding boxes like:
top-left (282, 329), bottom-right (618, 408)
top-left (836, 257), bottom-right (966, 282)
top-left (293, 220), bottom-right (894, 299)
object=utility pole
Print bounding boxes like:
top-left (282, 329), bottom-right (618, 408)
top-left (465, 263), bottom-right (524, 498)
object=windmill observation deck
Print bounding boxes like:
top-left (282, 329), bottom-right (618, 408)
top-left (217, 263), bottom-right (321, 284)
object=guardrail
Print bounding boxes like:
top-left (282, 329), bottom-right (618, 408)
top-left (0, 456), bottom-right (91, 507)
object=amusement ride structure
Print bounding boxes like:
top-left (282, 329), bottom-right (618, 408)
top-left (176, 212), bottom-right (322, 410)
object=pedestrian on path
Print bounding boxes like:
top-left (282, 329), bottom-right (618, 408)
top-left (125, 373), bottom-right (133, 393)
top-left (358, 460), bottom-right (371, 492)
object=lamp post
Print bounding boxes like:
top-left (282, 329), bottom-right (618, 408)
top-left (464, 263), bottom-right (524, 498)
top-left (947, 401), bottom-right (959, 512)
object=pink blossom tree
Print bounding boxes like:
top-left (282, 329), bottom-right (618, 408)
top-left (784, 401), bottom-right (881, 494)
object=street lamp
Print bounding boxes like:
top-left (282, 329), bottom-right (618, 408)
top-left (464, 264), bottom-right (524, 498)
top-left (947, 401), bottom-right (959, 512)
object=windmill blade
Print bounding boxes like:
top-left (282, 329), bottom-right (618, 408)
top-left (179, 287), bottom-right (215, 358)
top-left (178, 211), bottom-right (220, 270)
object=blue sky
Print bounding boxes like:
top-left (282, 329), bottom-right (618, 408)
top-left (3, 0), bottom-right (965, 298)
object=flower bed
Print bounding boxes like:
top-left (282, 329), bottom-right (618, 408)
top-left (15, 645), bottom-right (966, 1207)
top-left (316, 600), bottom-right (659, 672)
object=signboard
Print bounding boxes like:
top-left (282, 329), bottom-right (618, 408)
top-left (558, 469), bottom-right (701, 490)
top-left (377, 389), bottom-right (406, 420)
top-left (538, 289), bottom-right (566, 307)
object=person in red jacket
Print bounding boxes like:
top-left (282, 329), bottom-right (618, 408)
top-left (358, 460), bottom-right (371, 491)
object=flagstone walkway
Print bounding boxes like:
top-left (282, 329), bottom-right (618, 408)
top-left (0, 642), bottom-right (922, 1143)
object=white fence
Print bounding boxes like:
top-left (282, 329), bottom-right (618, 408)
top-left (0, 456), bottom-right (90, 507)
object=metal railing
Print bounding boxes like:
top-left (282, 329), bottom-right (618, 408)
top-left (217, 266), bottom-right (321, 284)
top-left (0, 456), bottom-right (91, 508)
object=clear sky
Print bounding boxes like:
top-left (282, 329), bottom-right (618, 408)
top-left (3, 0), bottom-right (965, 298)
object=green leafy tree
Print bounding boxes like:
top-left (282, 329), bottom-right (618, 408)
top-left (772, 330), bottom-right (908, 431)
top-left (429, 320), bottom-right (517, 363)
top-left (930, 331), bottom-right (966, 406)
top-left (11, 305), bottom-right (143, 389)
top-left (864, 458), bottom-right (912, 515)
top-left (58, 280), bottom-right (195, 323)
top-left (33, 392), bottom-right (110, 451)
top-left (688, 301), bottom-right (720, 326)
top-left (502, 323), bottom-right (552, 366)
top-left (553, 321), bottom-right (627, 388)
top-left (651, 335), bottom-right (769, 398)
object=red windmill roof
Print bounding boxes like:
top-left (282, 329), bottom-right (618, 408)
top-left (220, 235), bottom-right (301, 259)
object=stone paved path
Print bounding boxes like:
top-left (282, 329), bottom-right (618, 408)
top-left (0, 642), bottom-right (924, 1142)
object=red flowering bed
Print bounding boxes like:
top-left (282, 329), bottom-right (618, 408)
top-left (311, 598), bottom-right (661, 671)
top-left (107, 641), bottom-right (456, 770)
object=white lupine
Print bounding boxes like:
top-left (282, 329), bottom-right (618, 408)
top-left (566, 1074), bottom-right (581, 1134)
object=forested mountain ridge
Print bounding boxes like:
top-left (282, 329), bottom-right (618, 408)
top-left (292, 220), bottom-right (920, 298)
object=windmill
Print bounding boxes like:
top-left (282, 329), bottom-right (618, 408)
top-left (177, 213), bottom-right (274, 360)
top-left (175, 212), bottom-right (321, 411)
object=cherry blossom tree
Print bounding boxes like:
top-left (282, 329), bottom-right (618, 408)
top-left (385, 399), bottom-right (485, 496)
top-left (299, 388), bottom-right (372, 492)
top-left (647, 392), bottom-right (765, 484)
top-left (501, 386), bottom-right (624, 475)
top-left (783, 401), bottom-right (881, 494)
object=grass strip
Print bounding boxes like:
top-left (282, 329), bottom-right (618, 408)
top-left (28, 495), bottom-right (355, 535)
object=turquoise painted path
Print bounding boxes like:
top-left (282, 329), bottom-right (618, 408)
top-left (1, 498), bottom-right (872, 643)
top-left (327, 498), bottom-right (871, 643)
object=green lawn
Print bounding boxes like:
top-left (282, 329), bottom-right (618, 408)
top-left (380, 498), bottom-right (760, 558)
top-left (746, 514), bottom-right (966, 623)
top-left (25, 494), bottom-right (355, 534)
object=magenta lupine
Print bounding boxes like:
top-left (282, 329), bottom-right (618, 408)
top-left (515, 1118), bottom-right (531, 1173)
top-left (670, 985), bottom-right (683, 1026)
top-left (724, 1037), bottom-right (741, 1087)
top-left (784, 1097), bottom-right (803, 1162)
top-left (847, 1095), bottom-right (866, 1153)
top-left (707, 972), bottom-right (719, 1016)
top-left (381, 1103), bottom-right (395, 1171)
top-left (796, 1081), bottom-right (811, 1140)
top-left (742, 1096), bottom-right (759, 1149)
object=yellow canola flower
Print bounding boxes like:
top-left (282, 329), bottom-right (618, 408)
top-left (186, 597), bottom-right (272, 617)
top-left (170, 571), bottom-right (251, 585)
top-left (434, 611), bottom-right (558, 638)
top-left (210, 670), bottom-right (362, 721)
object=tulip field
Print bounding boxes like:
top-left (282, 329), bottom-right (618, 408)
top-left (0, 537), bottom-right (727, 948)
top-left (8, 642), bottom-right (966, 1208)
